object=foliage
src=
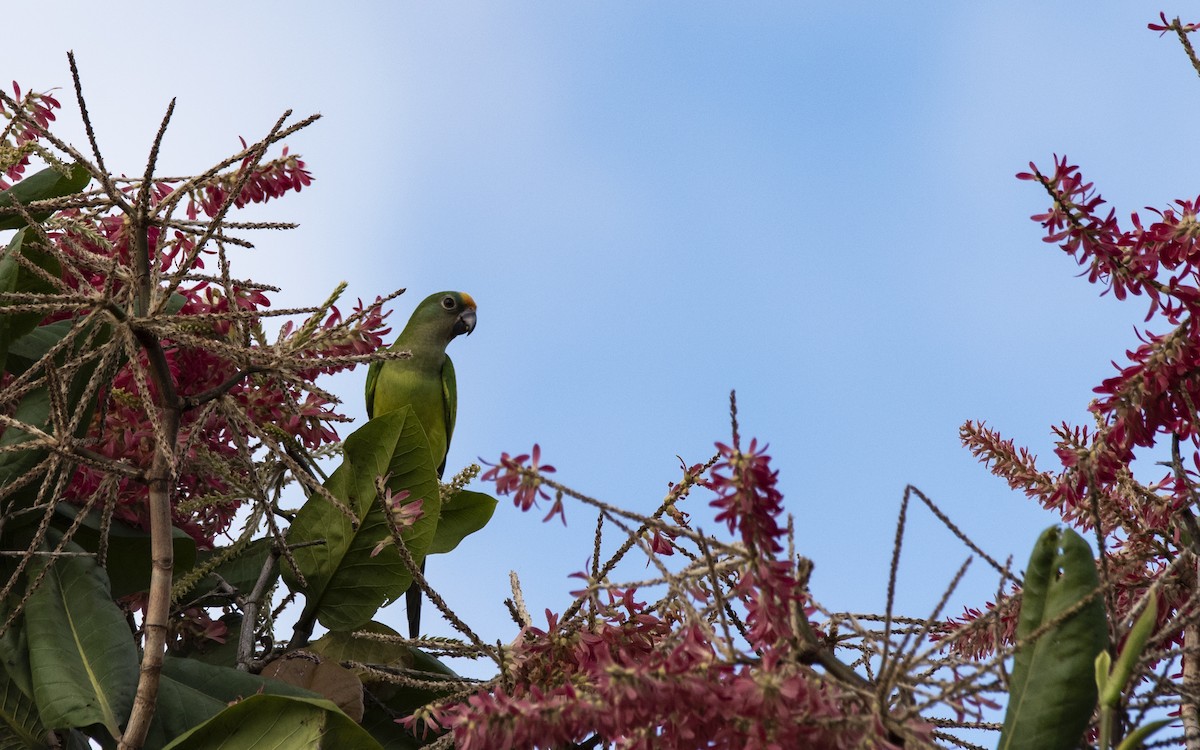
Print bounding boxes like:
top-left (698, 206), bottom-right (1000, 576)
top-left (996, 527), bottom-right (1106, 750)
top-left (0, 59), bottom-right (492, 749)
top-left (942, 12), bottom-right (1200, 749)
top-left (8, 12), bottom-right (1200, 750)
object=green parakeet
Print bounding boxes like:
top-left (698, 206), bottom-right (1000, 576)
top-left (365, 290), bottom-right (477, 637)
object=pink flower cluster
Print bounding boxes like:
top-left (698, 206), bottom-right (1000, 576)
top-left (1149, 12), bottom-right (1200, 34)
top-left (4, 89), bottom-right (391, 548)
top-left (481, 444), bottom-right (562, 523)
top-left (996, 153), bottom-right (1200, 532)
top-left (0, 82), bottom-right (58, 186)
top-left (953, 45), bottom-right (1200, 658)
top-left (1018, 154), bottom-right (1200, 323)
top-left (438, 441), bottom-right (916, 748)
top-left (371, 488), bottom-right (424, 557)
top-left (709, 440), bottom-right (805, 648)
top-left (189, 144), bottom-right (312, 219)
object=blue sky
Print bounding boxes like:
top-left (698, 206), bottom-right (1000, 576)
top-left (9, 2), bottom-right (1196, 686)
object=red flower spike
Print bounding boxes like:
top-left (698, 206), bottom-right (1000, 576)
top-left (427, 434), bottom-right (924, 749)
top-left (953, 137), bottom-right (1200, 660)
top-left (0, 85), bottom-right (395, 549)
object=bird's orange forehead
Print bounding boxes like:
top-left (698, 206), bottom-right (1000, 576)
top-left (460, 292), bottom-right (477, 309)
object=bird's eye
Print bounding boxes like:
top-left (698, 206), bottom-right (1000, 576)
top-left (441, 296), bottom-right (456, 310)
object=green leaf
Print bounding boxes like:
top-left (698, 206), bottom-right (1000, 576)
top-left (427, 490), bottom-right (497, 556)
top-left (1115, 718), bottom-right (1174, 750)
top-left (4, 320), bottom-right (72, 376)
top-left (25, 539), bottom-right (138, 739)
top-left (1101, 591), bottom-right (1158, 708)
top-left (171, 614), bottom-right (243, 669)
top-left (282, 408), bottom-right (441, 632)
top-left (308, 622), bottom-right (412, 670)
top-left (358, 703), bottom-right (423, 750)
top-left (50, 504), bottom-right (195, 597)
top-left (144, 675), bottom-right (227, 750)
top-left (160, 656), bottom-right (320, 703)
top-left (141, 657), bottom-right (323, 749)
top-left (0, 229), bottom-right (61, 376)
top-left (0, 661), bottom-right (46, 749)
top-left (172, 539), bottom-right (275, 618)
top-left (0, 163), bottom-right (91, 231)
top-left (1093, 650), bottom-right (1111, 701)
top-left (0, 598), bottom-right (32, 702)
top-left (52, 504), bottom-right (197, 599)
top-left (998, 526), bottom-right (1108, 750)
top-left (0, 316), bottom-right (118, 513)
top-left (291, 627), bottom-right (442, 750)
top-left (160, 695), bottom-right (383, 750)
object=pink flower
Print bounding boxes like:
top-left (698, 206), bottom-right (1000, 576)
top-left (481, 444), bottom-right (562, 523)
top-left (371, 488), bottom-right (424, 557)
top-left (1149, 13), bottom-right (1200, 34)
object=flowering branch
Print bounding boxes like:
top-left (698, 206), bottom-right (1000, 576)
top-left (0, 60), bottom-right (395, 747)
top-left (938, 17), bottom-right (1200, 749)
top-left (440, 416), bottom-right (994, 748)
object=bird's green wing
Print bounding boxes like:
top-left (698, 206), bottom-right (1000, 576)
top-left (364, 359), bottom-right (381, 419)
top-left (438, 355), bottom-right (457, 478)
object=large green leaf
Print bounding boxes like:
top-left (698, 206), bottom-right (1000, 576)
top-left (0, 317), bottom-right (117, 514)
top-left (358, 704), bottom-right (422, 750)
top-left (3, 320), bottom-right (72, 377)
top-left (160, 695), bottom-right (383, 750)
top-left (144, 675), bottom-right (227, 750)
top-left (998, 526), bottom-right (1108, 750)
top-left (428, 489), bottom-right (497, 556)
top-left (310, 622), bottom-right (456, 747)
top-left (0, 163), bottom-right (91, 231)
top-left (174, 538), bottom-right (273, 609)
top-left (282, 408), bottom-right (441, 632)
top-left (0, 662), bottom-right (45, 750)
top-left (0, 598), bottom-right (32, 702)
top-left (0, 384), bottom-right (50, 507)
top-left (0, 229), bottom-right (61, 376)
top-left (160, 656), bottom-right (319, 703)
top-left (142, 657), bottom-right (322, 749)
top-left (25, 539), bottom-right (138, 740)
top-left (53, 504), bottom-right (197, 599)
top-left (308, 622), bottom-right (412, 670)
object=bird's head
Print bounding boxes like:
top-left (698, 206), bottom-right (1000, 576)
top-left (411, 291), bottom-right (477, 343)
top-left (448, 291), bottom-right (477, 337)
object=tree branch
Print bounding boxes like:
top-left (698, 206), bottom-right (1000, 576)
top-left (119, 100), bottom-right (183, 750)
top-left (236, 544), bottom-right (280, 672)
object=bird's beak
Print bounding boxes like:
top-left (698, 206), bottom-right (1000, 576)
top-left (454, 308), bottom-right (477, 337)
